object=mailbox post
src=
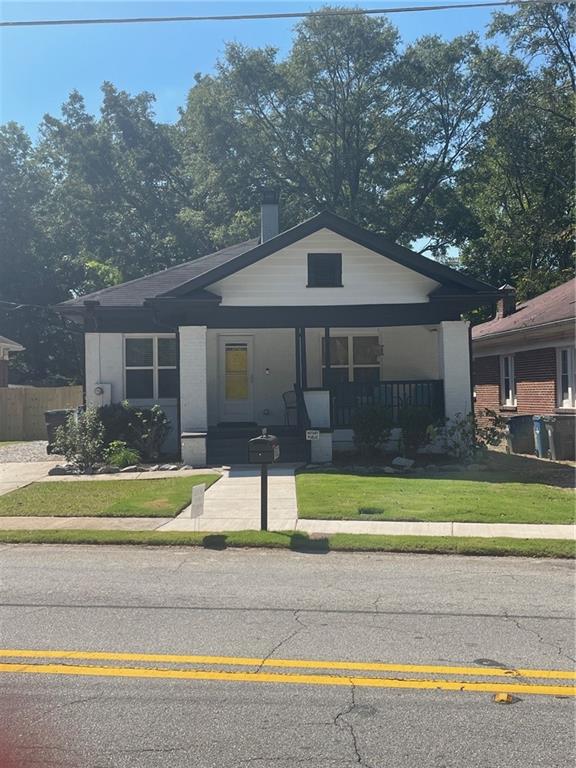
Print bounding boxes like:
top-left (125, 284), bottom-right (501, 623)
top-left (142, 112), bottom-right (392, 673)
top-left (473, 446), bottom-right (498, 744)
top-left (248, 429), bottom-right (280, 531)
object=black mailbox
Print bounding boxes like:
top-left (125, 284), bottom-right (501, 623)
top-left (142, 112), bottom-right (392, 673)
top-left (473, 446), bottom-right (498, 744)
top-left (248, 432), bottom-right (280, 464)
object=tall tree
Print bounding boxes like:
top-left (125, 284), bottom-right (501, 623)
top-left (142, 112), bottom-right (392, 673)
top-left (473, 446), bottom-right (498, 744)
top-left (180, 8), bottom-right (512, 255)
top-left (457, 2), bottom-right (575, 300)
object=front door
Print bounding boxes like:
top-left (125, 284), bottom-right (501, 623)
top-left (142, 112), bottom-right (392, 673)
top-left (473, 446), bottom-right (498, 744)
top-left (219, 336), bottom-right (254, 422)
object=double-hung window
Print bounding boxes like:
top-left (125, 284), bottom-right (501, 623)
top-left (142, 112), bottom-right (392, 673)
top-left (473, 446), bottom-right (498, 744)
top-left (557, 347), bottom-right (576, 408)
top-left (125, 336), bottom-right (178, 400)
top-left (500, 354), bottom-right (516, 407)
top-left (322, 335), bottom-right (380, 385)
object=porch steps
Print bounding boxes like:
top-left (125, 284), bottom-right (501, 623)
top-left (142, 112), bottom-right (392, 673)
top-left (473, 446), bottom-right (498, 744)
top-left (207, 425), bottom-right (308, 465)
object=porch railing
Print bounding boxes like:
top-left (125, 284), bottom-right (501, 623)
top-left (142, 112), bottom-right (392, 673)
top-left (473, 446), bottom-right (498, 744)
top-left (330, 379), bottom-right (445, 428)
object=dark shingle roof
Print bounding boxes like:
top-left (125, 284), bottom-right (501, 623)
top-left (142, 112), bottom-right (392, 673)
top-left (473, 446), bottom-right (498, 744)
top-left (61, 239), bottom-right (259, 308)
top-left (0, 334), bottom-right (24, 351)
top-left (472, 278), bottom-right (576, 340)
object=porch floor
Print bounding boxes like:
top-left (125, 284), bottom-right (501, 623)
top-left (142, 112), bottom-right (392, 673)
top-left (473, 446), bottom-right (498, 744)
top-left (207, 425), bottom-right (308, 464)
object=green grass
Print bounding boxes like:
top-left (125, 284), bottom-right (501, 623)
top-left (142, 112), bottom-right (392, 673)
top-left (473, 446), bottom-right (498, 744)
top-left (0, 476), bottom-right (219, 517)
top-left (296, 471), bottom-right (575, 525)
top-left (0, 529), bottom-right (572, 558)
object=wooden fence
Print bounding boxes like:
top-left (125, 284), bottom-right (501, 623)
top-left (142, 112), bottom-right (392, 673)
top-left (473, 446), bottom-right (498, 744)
top-left (0, 386), bottom-right (83, 441)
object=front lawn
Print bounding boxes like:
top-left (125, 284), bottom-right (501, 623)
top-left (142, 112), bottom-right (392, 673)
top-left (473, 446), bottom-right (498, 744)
top-left (0, 476), bottom-right (219, 517)
top-left (296, 470), bottom-right (575, 525)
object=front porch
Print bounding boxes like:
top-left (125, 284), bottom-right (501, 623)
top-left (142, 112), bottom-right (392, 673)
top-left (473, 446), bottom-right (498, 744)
top-left (179, 321), bottom-right (472, 466)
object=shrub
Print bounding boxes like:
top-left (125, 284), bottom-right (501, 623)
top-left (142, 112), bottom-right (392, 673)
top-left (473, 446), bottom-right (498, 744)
top-left (98, 402), bottom-right (171, 462)
top-left (398, 406), bottom-right (436, 456)
top-left (52, 408), bottom-right (105, 471)
top-left (433, 409), bottom-right (509, 462)
top-left (103, 440), bottom-right (141, 468)
top-left (352, 405), bottom-right (392, 456)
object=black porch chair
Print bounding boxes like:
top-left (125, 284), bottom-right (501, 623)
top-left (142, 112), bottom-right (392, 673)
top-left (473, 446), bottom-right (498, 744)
top-left (282, 390), bottom-right (298, 425)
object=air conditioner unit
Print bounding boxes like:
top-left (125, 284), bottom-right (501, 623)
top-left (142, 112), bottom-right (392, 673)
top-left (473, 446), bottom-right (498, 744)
top-left (92, 383), bottom-right (112, 408)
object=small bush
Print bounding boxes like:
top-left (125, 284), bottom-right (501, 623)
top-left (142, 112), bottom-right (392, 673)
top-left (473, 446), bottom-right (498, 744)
top-left (103, 440), bottom-right (141, 468)
top-left (52, 408), bottom-right (105, 471)
top-left (398, 406), bottom-right (436, 456)
top-left (433, 410), bottom-right (509, 463)
top-left (99, 402), bottom-right (170, 461)
top-left (352, 405), bottom-right (392, 456)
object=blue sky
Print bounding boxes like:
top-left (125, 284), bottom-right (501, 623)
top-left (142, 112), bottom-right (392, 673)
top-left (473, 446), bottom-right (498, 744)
top-left (1, 1), bottom-right (505, 136)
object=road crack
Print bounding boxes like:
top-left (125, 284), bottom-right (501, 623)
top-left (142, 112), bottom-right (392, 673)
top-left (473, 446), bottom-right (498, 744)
top-left (502, 610), bottom-right (575, 664)
top-left (334, 681), bottom-right (375, 768)
top-left (254, 609), bottom-right (308, 673)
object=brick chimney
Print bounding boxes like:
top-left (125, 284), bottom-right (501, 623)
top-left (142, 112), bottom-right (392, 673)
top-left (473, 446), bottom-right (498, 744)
top-left (260, 189), bottom-right (279, 242)
top-left (496, 284), bottom-right (516, 318)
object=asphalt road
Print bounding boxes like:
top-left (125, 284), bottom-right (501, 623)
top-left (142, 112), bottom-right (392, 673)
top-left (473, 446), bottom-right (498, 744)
top-left (0, 544), bottom-right (574, 767)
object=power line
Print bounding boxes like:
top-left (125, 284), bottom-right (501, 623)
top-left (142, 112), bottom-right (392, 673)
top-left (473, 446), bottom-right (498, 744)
top-left (0, 1), bottom-right (565, 29)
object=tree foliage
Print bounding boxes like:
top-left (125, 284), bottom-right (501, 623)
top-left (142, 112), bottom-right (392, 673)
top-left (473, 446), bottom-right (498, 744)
top-left (0, 4), bottom-right (573, 381)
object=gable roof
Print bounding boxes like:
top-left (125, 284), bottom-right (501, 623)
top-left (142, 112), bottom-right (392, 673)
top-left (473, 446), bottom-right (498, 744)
top-left (161, 211), bottom-right (496, 298)
top-left (472, 278), bottom-right (576, 340)
top-left (59, 210), bottom-right (497, 310)
top-left (60, 239), bottom-right (258, 308)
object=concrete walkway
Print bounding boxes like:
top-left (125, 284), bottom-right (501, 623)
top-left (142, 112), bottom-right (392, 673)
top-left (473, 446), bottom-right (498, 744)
top-left (158, 466), bottom-right (299, 532)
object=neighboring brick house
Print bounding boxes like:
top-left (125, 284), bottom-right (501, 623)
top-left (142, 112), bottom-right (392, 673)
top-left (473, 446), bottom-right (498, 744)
top-left (0, 335), bottom-right (24, 388)
top-left (472, 279), bottom-right (575, 457)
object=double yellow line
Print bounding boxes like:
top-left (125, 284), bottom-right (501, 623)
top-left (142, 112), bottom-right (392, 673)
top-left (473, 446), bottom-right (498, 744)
top-left (0, 649), bottom-right (574, 697)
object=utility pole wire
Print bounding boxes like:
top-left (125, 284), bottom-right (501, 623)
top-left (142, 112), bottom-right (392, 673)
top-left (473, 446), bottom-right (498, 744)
top-left (0, 1), bottom-right (566, 29)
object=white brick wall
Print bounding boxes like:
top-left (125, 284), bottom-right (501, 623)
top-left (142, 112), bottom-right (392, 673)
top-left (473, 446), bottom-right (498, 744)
top-left (179, 326), bottom-right (208, 431)
top-left (439, 320), bottom-right (472, 418)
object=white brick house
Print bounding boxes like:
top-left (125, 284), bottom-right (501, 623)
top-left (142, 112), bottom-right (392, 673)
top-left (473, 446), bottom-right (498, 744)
top-left (58, 196), bottom-right (500, 464)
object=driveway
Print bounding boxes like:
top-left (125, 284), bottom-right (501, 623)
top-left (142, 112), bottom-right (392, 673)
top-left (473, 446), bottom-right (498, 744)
top-left (0, 460), bottom-right (60, 496)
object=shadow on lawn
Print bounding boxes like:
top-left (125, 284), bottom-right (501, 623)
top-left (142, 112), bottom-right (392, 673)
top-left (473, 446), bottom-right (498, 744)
top-left (201, 532), bottom-right (330, 554)
top-left (303, 452), bottom-right (575, 490)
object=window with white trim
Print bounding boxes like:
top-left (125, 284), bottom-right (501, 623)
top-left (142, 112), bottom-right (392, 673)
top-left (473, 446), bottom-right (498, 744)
top-left (322, 335), bottom-right (381, 385)
top-left (557, 347), bottom-right (576, 408)
top-left (499, 354), bottom-right (516, 407)
top-left (125, 336), bottom-right (177, 400)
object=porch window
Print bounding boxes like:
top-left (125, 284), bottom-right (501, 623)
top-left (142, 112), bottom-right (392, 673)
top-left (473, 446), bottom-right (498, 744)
top-left (125, 336), bottom-right (177, 400)
top-left (499, 354), bottom-right (516, 407)
top-left (557, 347), bottom-right (576, 408)
top-left (307, 253), bottom-right (342, 287)
top-left (322, 335), bottom-right (380, 385)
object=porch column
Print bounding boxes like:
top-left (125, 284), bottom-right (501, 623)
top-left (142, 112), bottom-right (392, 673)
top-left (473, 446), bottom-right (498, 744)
top-left (439, 320), bottom-right (472, 420)
top-left (179, 325), bottom-right (208, 466)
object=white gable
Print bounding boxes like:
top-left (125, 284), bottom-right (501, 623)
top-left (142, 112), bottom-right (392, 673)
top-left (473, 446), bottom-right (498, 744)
top-left (208, 229), bottom-right (439, 306)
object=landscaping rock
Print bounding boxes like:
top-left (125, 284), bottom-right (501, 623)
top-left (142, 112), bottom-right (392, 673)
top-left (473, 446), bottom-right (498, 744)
top-left (391, 456), bottom-right (415, 469)
top-left (48, 465), bottom-right (74, 476)
top-left (149, 465), bottom-right (161, 471)
top-left (383, 466), bottom-right (398, 474)
top-left (96, 466), bottom-right (120, 475)
top-left (119, 465), bottom-right (140, 473)
top-left (180, 464), bottom-right (194, 471)
top-left (158, 464), bottom-right (179, 471)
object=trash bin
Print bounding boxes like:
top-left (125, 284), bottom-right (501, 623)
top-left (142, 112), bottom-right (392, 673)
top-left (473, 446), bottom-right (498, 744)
top-left (532, 415), bottom-right (550, 459)
top-left (45, 409), bottom-right (75, 453)
top-left (507, 415), bottom-right (535, 455)
top-left (546, 414), bottom-right (575, 461)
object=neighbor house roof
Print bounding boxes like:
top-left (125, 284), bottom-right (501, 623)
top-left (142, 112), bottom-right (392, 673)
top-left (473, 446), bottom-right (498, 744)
top-left (59, 210), bottom-right (498, 311)
top-left (0, 334), bottom-right (24, 352)
top-left (472, 278), bottom-right (576, 341)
